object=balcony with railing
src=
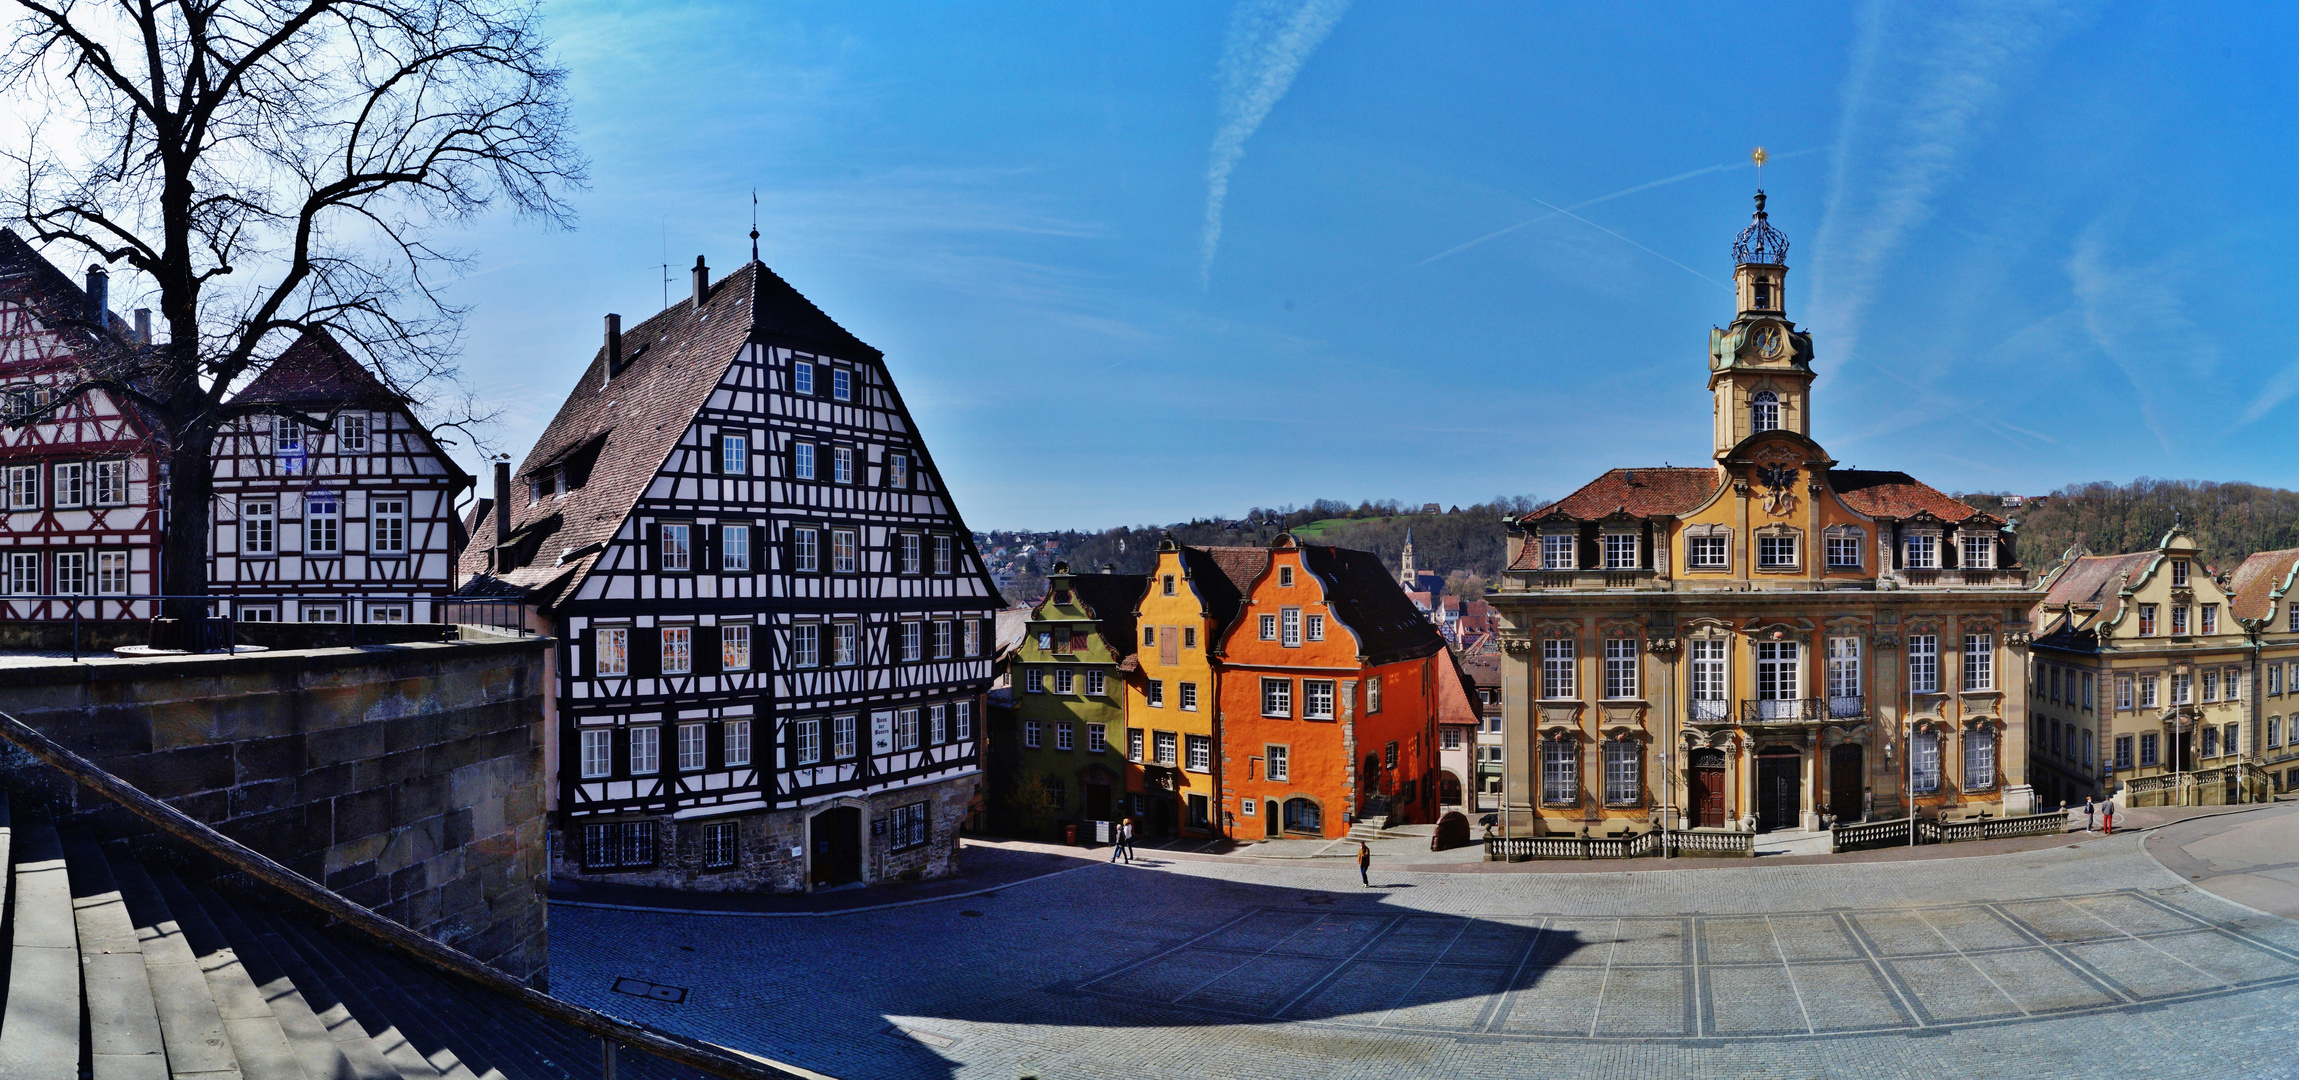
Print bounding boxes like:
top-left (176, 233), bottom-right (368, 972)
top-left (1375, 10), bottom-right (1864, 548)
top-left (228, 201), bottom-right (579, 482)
top-left (1741, 697), bottom-right (1821, 723)
top-left (1688, 698), bottom-right (1732, 724)
top-left (1895, 568), bottom-right (2031, 588)
top-left (1827, 695), bottom-right (1867, 720)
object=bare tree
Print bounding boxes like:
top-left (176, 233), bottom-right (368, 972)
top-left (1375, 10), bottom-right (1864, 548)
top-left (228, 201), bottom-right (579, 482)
top-left (1, 0), bottom-right (583, 615)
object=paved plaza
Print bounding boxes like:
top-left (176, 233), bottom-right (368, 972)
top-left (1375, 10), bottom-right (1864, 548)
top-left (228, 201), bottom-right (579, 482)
top-left (551, 806), bottom-right (2299, 1079)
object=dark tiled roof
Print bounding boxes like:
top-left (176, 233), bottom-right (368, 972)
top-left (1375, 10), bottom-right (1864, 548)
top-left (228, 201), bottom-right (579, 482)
top-left (1177, 543), bottom-right (1258, 628)
top-left (1203, 545), bottom-right (1271, 597)
top-left (1831, 470), bottom-right (2001, 525)
top-left (1460, 650), bottom-right (1501, 690)
top-left (1058, 572), bottom-right (1148, 658)
top-left (0, 228), bottom-right (134, 356)
top-left (1298, 543), bottom-right (1447, 667)
top-left (2032, 613), bottom-right (2100, 655)
top-left (229, 327), bottom-right (405, 410)
top-left (1529, 467), bottom-right (1717, 523)
top-left (2041, 552), bottom-right (2154, 610)
top-left (2230, 548), bottom-right (2299, 622)
top-left (459, 262), bottom-right (869, 607)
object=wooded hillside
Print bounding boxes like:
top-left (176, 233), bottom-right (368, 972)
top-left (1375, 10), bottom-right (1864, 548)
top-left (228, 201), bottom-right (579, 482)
top-left (1965, 479), bottom-right (2299, 571)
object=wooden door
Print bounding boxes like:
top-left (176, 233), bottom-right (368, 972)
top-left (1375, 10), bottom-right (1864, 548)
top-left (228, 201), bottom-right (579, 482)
top-left (1756, 753), bottom-right (1801, 832)
top-left (1830, 744), bottom-right (1864, 821)
top-left (1085, 783), bottom-right (1113, 821)
top-left (1690, 750), bottom-right (1727, 828)
top-left (811, 807), bottom-right (861, 888)
top-left (1264, 799), bottom-right (1281, 838)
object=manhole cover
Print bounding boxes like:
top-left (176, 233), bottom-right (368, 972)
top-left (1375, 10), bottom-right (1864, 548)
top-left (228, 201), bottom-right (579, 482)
top-left (611, 977), bottom-right (688, 1004)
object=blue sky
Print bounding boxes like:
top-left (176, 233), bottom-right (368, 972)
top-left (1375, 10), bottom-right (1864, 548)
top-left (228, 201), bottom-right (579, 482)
top-left (437, 1), bottom-right (2299, 530)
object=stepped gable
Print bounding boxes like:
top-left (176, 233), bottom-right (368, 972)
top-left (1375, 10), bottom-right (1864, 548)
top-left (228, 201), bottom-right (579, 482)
top-left (1829, 469), bottom-right (2002, 525)
top-left (460, 261), bottom-right (856, 608)
top-left (1298, 543), bottom-right (1446, 667)
top-left (2229, 547), bottom-right (2299, 622)
top-left (2041, 551), bottom-right (2155, 611)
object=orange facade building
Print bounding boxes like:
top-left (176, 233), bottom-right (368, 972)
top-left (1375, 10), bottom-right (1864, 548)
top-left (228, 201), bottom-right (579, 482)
top-left (1218, 534), bottom-right (1452, 839)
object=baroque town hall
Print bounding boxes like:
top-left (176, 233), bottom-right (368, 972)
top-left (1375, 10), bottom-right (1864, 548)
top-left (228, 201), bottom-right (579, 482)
top-left (1492, 194), bottom-right (2042, 837)
top-left (460, 254), bottom-right (999, 894)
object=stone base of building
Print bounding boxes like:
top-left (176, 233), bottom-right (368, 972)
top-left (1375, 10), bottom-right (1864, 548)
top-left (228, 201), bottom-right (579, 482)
top-left (551, 774), bottom-right (980, 894)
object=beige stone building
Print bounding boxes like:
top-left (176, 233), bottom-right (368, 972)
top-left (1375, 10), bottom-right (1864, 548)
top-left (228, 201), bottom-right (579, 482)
top-left (1491, 193), bottom-right (2042, 837)
top-left (2030, 532), bottom-right (2299, 806)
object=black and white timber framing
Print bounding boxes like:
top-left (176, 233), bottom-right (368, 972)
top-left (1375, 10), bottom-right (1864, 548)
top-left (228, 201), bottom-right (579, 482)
top-left (460, 256), bottom-right (1001, 890)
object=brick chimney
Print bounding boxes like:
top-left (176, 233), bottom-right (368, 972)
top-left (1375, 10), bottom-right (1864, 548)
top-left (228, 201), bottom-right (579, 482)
top-left (493, 459), bottom-right (513, 570)
top-left (603, 313), bottom-right (622, 380)
top-left (691, 255), bottom-right (709, 308)
top-left (133, 308), bottom-right (150, 345)
top-left (84, 265), bottom-right (107, 327)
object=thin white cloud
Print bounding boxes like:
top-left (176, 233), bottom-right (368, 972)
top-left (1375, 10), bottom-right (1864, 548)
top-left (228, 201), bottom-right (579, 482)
top-left (1811, 0), bottom-right (2095, 363)
top-left (2239, 360), bottom-right (2299, 428)
top-left (2067, 215), bottom-right (2214, 454)
top-left (1199, 0), bottom-right (1352, 286)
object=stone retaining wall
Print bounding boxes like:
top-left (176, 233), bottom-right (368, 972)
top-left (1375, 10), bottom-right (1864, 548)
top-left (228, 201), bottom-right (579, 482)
top-left (0, 628), bottom-right (554, 985)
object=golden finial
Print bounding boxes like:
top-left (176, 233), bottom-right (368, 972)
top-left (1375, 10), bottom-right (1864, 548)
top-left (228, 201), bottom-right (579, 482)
top-left (1752, 146), bottom-right (1768, 187)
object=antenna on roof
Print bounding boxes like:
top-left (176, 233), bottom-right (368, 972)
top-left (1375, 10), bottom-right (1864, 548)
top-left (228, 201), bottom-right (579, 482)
top-left (658, 218), bottom-right (670, 311)
top-left (750, 189), bottom-right (761, 262)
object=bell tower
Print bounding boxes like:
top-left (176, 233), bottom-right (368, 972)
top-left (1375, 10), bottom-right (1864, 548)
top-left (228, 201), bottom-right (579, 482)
top-left (1399, 529), bottom-right (1417, 587)
top-left (1709, 190), bottom-right (1815, 458)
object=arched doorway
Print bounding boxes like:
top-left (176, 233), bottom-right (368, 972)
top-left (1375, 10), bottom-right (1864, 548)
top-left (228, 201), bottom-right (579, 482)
top-left (1688, 748), bottom-right (1727, 828)
top-left (810, 807), bottom-right (861, 889)
top-left (1756, 747), bottom-right (1802, 832)
top-left (1830, 744), bottom-right (1865, 822)
top-left (1263, 798), bottom-right (1281, 838)
top-left (1439, 770), bottom-right (1465, 807)
top-left (1283, 797), bottom-right (1323, 835)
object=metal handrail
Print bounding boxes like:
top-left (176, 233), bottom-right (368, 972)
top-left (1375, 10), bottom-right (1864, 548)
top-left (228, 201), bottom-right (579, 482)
top-left (0, 708), bottom-right (806, 1080)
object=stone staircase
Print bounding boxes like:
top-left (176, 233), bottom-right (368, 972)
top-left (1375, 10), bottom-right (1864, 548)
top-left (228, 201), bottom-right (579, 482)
top-left (0, 799), bottom-right (716, 1080)
top-left (1346, 816), bottom-right (1391, 841)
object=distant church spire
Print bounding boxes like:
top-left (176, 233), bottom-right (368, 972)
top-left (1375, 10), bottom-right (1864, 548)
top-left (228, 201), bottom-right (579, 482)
top-left (1399, 529), bottom-right (1417, 587)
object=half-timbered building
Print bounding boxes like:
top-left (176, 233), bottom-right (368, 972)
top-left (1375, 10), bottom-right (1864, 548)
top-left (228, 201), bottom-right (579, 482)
top-left (208, 330), bottom-right (472, 624)
top-left (0, 230), bottom-right (165, 625)
top-left (458, 255), bottom-right (1001, 893)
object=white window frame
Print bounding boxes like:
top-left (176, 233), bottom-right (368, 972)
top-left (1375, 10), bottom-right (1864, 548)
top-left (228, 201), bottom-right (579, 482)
top-left (1603, 532), bottom-right (1638, 570)
top-left (1303, 680), bottom-right (1335, 720)
top-left (725, 719), bottom-right (752, 766)
top-left (1261, 677), bottom-right (1292, 717)
top-left (241, 500), bottom-right (276, 555)
top-left (629, 726), bottom-right (660, 775)
top-left (722, 525), bottom-right (750, 572)
top-left (580, 729), bottom-right (612, 778)
top-left (1907, 634), bottom-right (1938, 694)
top-left (720, 433), bottom-right (748, 475)
top-left (1541, 533), bottom-right (1575, 571)
top-left (661, 625), bottom-right (692, 675)
top-left (677, 722), bottom-right (706, 771)
top-left (1602, 638), bottom-right (1639, 700)
top-left (93, 460), bottom-right (127, 506)
top-left (596, 627), bottom-right (630, 675)
top-left (659, 522), bottom-right (692, 572)
top-left (1541, 638), bottom-right (1576, 699)
top-left (52, 462), bottom-right (83, 508)
top-left (305, 495), bottom-right (340, 554)
top-left (791, 622), bottom-right (820, 668)
top-left (371, 498), bottom-right (408, 555)
top-left (96, 551), bottom-right (129, 595)
top-left (1962, 633), bottom-right (1993, 692)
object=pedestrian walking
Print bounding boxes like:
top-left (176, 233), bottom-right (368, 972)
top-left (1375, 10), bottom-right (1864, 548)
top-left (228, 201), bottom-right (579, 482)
top-left (1109, 817), bottom-right (1124, 863)
top-left (2102, 799), bottom-right (2114, 836)
top-left (2084, 795), bottom-right (2096, 833)
top-left (1357, 841), bottom-right (1372, 888)
top-left (1121, 817), bottom-right (1136, 863)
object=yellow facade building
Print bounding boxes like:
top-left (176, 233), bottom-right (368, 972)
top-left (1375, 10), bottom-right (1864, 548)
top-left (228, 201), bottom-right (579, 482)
top-left (1122, 539), bottom-right (1267, 838)
top-left (1492, 193), bottom-right (2042, 837)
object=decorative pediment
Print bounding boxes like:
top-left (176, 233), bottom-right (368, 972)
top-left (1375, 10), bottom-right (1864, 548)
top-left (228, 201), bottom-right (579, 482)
top-left (1536, 702), bottom-right (1584, 730)
top-left (1598, 702), bottom-right (1645, 729)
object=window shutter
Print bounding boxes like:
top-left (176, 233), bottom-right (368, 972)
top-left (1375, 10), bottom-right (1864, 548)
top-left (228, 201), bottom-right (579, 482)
top-left (707, 433), bottom-right (723, 474)
top-left (582, 628), bottom-right (597, 677)
top-left (632, 629), bottom-right (662, 678)
top-left (701, 524), bottom-right (719, 572)
top-left (644, 523), bottom-right (659, 571)
top-left (696, 626), bottom-right (722, 675)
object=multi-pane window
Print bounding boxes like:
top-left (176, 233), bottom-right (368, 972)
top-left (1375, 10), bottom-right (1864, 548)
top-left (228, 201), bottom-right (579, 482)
top-left (1053, 669), bottom-right (1074, 694)
top-left (2138, 604), bottom-right (2157, 635)
top-left (1911, 730), bottom-right (1940, 793)
top-left (1541, 737), bottom-right (1578, 804)
top-left (900, 621), bottom-right (922, 662)
top-left (720, 434), bottom-right (748, 474)
top-left (1180, 681), bottom-right (1199, 711)
top-left (2274, 665), bottom-right (2285, 696)
top-left (1603, 638), bottom-right (1639, 699)
top-left (1145, 679), bottom-right (1163, 706)
top-left (2171, 559), bottom-right (2190, 586)
top-left (658, 523), bottom-right (693, 571)
top-left (1541, 533), bottom-right (1575, 570)
top-left (52, 462), bottom-right (83, 508)
top-left (792, 527), bottom-right (819, 572)
top-left (580, 729), bottom-right (612, 778)
top-left (661, 626), bottom-right (692, 674)
top-left (2226, 722), bottom-right (2241, 757)
top-left (1055, 722), bottom-right (1075, 751)
top-left (371, 498), bottom-right (407, 554)
top-left (6, 464), bottom-right (36, 509)
top-left (833, 714), bottom-right (858, 759)
top-left (793, 442), bottom-right (816, 480)
top-left (1186, 735), bottom-right (1212, 772)
top-left (831, 529), bottom-right (858, 573)
top-left (1827, 637), bottom-right (1861, 716)
top-left (703, 822), bottom-right (739, 870)
top-left (339, 412), bottom-right (369, 453)
top-left (1078, 669), bottom-right (1105, 697)
top-left (677, 723), bottom-right (706, 771)
top-left (1964, 729), bottom-right (1997, 790)
top-left (926, 704), bottom-right (947, 745)
top-left (1305, 614), bottom-right (1324, 642)
top-left (1907, 635), bottom-right (1938, 694)
top-left (52, 551), bottom-right (86, 595)
top-left (241, 501), bottom-right (276, 554)
top-left (793, 361), bottom-right (814, 395)
top-left (2271, 717), bottom-right (2283, 748)
top-left (1826, 532), bottom-right (1861, 569)
top-left (1279, 565), bottom-right (1294, 587)
top-left (1023, 720), bottom-right (1042, 749)
top-left (1755, 641), bottom-right (1801, 718)
top-left (963, 619), bottom-right (981, 657)
top-left (1751, 390), bottom-right (1780, 431)
top-left (94, 460), bottom-right (126, 505)
top-left (1904, 533), bottom-right (1939, 569)
top-left (1266, 745), bottom-right (1289, 782)
top-left (1281, 608), bottom-right (1301, 647)
top-left (2082, 672), bottom-right (2095, 708)
top-left (930, 620), bottom-right (952, 659)
top-left (304, 496), bottom-right (340, 553)
top-left (1024, 668), bottom-right (1044, 693)
top-left (1128, 729), bottom-right (1144, 762)
top-left (724, 719), bottom-right (751, 766)
top-left (716, 623), bottom-right (753, 670)
top-left (1689, 535), bottom-right (1727, 569)
top-left (596, 627), bottom-right (630, 675)
top-left (1542, 638), bottom-right (1576, 699)
top-left (2114, 734), bottom-right (2133, 770)
top-left (1261, 677), bottom-right (1292, 717)
top-left (832, 367), bottom-right (852, 401)
top-left (2201, 604), bottom-right (2219, 635)
top-left (1691, 638), bottom-right (1728, 720)
top-left (887, 453), bottom-right (909, 489)
top-left (2115, 674), bottom-right (2133, 710)
top-left (831, 446), bottom-right (854, 484)
top-left (1960, 533), bottom-right (1997, 569)
top-left (889, 802), bottom-right (929, 851)
top-left (1259, 614), bottom-right (1278, 640)
top-left (956, 700), bottom-right (973, 741)
top-left (96, 551), bottom-right (128, 595)
top-left (722, 525), bottom-right (750, 571)
top-left (933, 535), bottom-right (954, 575)
top-left (1154, 731), bottom-right (1178, 766)
top-left (1603, 740), bottom-right (1639, 805)
top-left (581, 822), bottom-right (657, 870)
top-left (2203, 727), bottom-right (2219, 757)
top-left (2140, 674), bottom-right (2159, 708)
top-left (1303, 680), bottom-right (1335, 720)
top-left (900, 533), bottom-right (922, 574)
top-left (2171, 606), bottom-right (2189, 635)
top-left (792, 623), bottom-right (820, 667)
top-left (1442, 727), bottom-right (1463, 750)
top-left (1366, 675), bottom-right (1382, 713)
top-left (1603, 533), bottom-right (1638, 570)
top-left (1961, 633), bottom-right (1993, 691)
top-left (1757, 534), bottom-right (1797, 568)
top-left (629, 727), bottom-right (660, 775)
top-left (1084, 721), bottom-right (1104, 753)
top-left (2140, 732), bottom-right (2159, 767)
top-left (2172, 672), bottom-right (2192, 704)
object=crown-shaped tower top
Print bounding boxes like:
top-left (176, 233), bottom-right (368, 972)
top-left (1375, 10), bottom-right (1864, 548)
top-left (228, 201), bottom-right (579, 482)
top-left (1732, 191), bottom-right (1789, 267)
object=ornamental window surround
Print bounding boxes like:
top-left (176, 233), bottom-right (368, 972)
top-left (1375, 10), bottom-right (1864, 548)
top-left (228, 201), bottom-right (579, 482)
top-left (1684, 525), bottom-right (1732, 572)
top-left (1602, 531), bottom-right (1639, 570)
top-left (1603, 740), bottom-right (1640, 806)
top-left (1904, 529), bottom-right (1941, 569)
top-left (1756, 529), bottom-right (1800, 570)
top-left (1540, 532), bottom-right (1576, 571)
top-left (1960, 532), bottom-right (1996, 570)
top-left (1824, 526), bottom-right (1864, 570)
top-left (1602, 637), bottom-right (1639, 699)
top-left (1540, 637), bottom-right (1577, 699)
top-left (1541, 734), bottom-right (1579, 805)
top-left (1962, 633), bottom-right (1994, 691)
top-left (1751, 390), bottom-right (1781, 433)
